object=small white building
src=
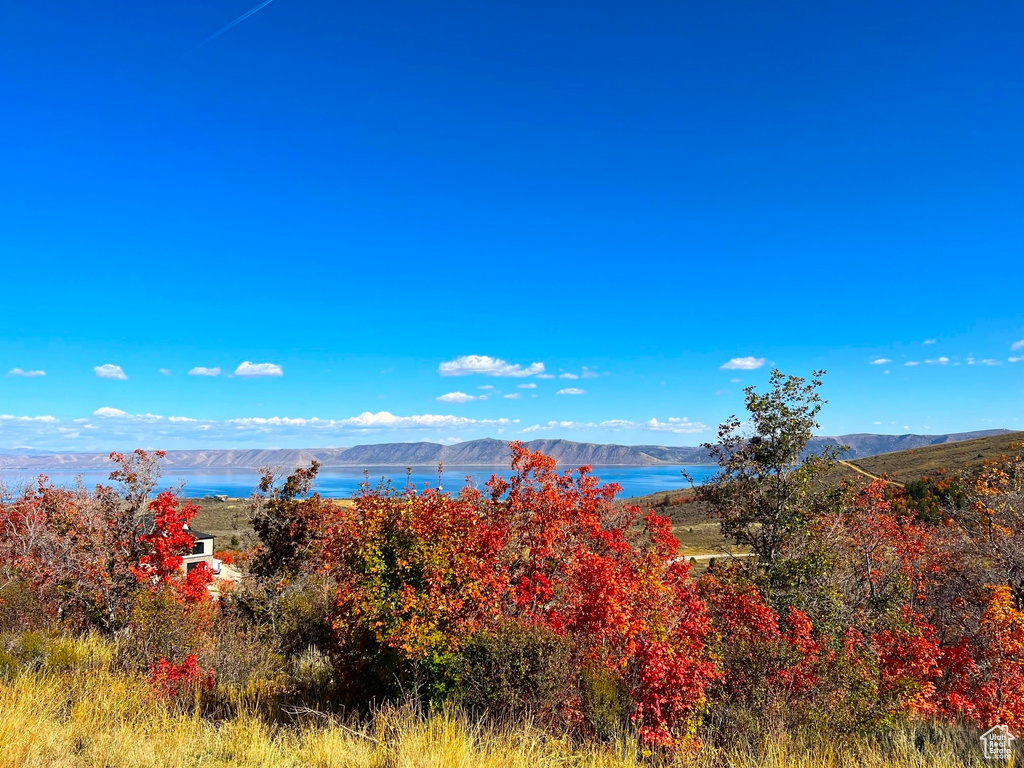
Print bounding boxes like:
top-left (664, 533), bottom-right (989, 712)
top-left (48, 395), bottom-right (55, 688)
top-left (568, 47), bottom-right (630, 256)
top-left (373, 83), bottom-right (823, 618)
top-left (182, 527), bottom-right (220, 574)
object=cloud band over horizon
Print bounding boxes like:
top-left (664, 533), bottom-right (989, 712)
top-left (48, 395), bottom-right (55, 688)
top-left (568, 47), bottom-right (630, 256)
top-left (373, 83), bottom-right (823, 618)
top-left (0, 406), bottom-right (710, 452)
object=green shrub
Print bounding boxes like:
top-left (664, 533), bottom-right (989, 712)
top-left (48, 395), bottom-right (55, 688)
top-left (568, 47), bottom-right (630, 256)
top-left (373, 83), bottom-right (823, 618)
top-left (0, 578), bottom-right (47, 634)
top-left (11, 630), bottom-right (49, 670)
top-left (207, 605), bottom-right (289, 705)
top-left (581, 665), bottom-right (631, 741)
top-left (114, 589), bottom-right (208, 673)
top-left (41, 633), bottom-right (112, 672)
top-left (273, 578), bottom-right (335, 658)
top-left (0, 630), bottom-right (112, 677)
top-left (457, 622), bottom-right (576, 727)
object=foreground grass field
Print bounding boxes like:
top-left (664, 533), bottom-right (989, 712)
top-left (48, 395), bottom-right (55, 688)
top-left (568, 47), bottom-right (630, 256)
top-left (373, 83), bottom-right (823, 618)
top-left (0, 657), bottom-right (988, 768)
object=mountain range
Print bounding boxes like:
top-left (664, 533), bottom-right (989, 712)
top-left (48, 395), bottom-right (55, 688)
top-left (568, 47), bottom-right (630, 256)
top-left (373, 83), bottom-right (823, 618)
top-left (0, 430), bottom-right (1011, 471)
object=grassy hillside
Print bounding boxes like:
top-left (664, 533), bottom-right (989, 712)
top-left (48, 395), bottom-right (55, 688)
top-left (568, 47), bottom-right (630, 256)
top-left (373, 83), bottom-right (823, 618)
top-left (188, 497), bottom-right (251, 545)
top-left (841, 429), bottom-right (1024, 485)
top-left (189, 497), bottom-right (355, 549)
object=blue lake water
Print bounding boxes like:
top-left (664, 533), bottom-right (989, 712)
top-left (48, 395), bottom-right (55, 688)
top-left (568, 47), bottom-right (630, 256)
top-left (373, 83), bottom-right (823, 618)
top-left (0, 465), bottom-right (717, 500)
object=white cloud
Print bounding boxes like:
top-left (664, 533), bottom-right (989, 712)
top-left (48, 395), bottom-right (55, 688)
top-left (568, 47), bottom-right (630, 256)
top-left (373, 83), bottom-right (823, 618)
top-left (436, 392), bottom-right (480, 404)
top-left (720, 357), bottom-right (766, 371)
top-left (522, 416), bottom-right (707, 435)
top-left (234, 361), bottom-right (283, 378)
top-left (556, 388), bottom-right (586, 396)
top-left (923, 339), bottom-right (937, 345)
top-left (438, 355), bottom-right (545, 378)
top-left (559, 373), bottom-right (579, 380)
top-left (925, 357), bottom-right (949, 365)
top-left (7, 368), bottom-right (46, 377)
top-left (159, 368), bottom-right (172, 376)
top-left (93, 407), bottom-right (130, 418)
top-left (730, 378), bottom-right (741, 383)
top-left (478, 385), bottom-right (495, 390)
top-left (1012, 340), bottom-right (1024, 351)
top-left (503, 393), bottom-right (520, 400)
top-left (0, 404), bottom-right (720, 452)
top-left (338, 411), bottom-right (516, 429)
top-left (904, 361), bottom-right (920, 366)
top-left (189, 367), bottom-right (222, 377)
top-left (644, 417), bottom-right (706, 434)
top-left (869, 358), bottom-right (891, 365)
top-left (981, 359), bottom-right (1001, 366)
top-left (225, 416), bottom-right (312, 427)
top-left (1010, 357), bottom-right (1024, 364)
top-left (94, 364), bottom-right (127, 380)
top-left (92, 407), bottom-right (165, 421)
top-left (581, 367), bottom-right (600, 379)
top-left (518, 383), bottom-right (537, 389)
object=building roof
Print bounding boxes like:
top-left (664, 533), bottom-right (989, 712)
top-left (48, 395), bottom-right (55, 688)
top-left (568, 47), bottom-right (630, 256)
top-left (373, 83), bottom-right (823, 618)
top-left (138, 514), bottom-right (214, 540)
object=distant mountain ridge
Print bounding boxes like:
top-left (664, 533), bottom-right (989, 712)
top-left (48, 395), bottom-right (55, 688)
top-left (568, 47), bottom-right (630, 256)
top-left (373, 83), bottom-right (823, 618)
top-left (0, 430), bottom-right (1011, 471)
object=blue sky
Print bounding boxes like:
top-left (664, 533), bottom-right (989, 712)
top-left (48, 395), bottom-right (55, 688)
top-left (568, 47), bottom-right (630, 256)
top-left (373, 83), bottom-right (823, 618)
top-left (0, 0), bottom-right (1021, 452)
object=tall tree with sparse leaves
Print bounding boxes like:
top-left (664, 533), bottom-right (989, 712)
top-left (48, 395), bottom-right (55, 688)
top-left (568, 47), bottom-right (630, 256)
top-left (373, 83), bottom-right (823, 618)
top-left (699, 370), bottom-right (844, 593)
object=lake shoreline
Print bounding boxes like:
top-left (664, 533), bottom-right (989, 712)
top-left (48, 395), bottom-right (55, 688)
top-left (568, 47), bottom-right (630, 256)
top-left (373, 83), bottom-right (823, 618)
top-left (2, 464), bottom-right (715, 500)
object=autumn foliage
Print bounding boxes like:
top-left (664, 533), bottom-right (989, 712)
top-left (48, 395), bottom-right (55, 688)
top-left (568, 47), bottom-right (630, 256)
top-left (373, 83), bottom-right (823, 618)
top-left (315, 444), bottom-right (717, 746)
top-left (0, 450), bottom-right (210, 634)
top-left (3, 396), bottom-right (1024, 751)
top-left (149, 654), bottom-right (216, 700)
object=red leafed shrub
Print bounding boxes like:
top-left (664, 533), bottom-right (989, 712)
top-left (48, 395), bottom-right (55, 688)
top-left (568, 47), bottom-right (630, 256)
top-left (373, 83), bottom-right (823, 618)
top-left (149, 654), bottom-right (216, 699)
top-left (699, 568), bottom-right (821, 708)
top-left (491, 447), bottom-right (717, 746)
top-left (133, 491), bottom-right (212, 606)
top-left (963, 586), bottom-right (1024, 729)
top-left (315, 443), bottom-right (717, 746)
top-left (839, 480), bottom-right (957, 613)
top-left (175, 563), bottom-right (214, 605)
top-left (870, 609), bottom-right (942, 718)
top-left (214, 550), bottom-right (237, 565)
top-left (321, 483), bottom-right (508, 663)
top-left (133, 491), bottom-right (199, 585)
top-left (0, 450), bottom-right (212, 631)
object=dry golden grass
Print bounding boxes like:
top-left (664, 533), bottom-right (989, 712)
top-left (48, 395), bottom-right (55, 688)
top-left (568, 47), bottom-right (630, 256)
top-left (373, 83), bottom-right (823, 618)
top-left (0, 636), bottom-right (986, 768)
